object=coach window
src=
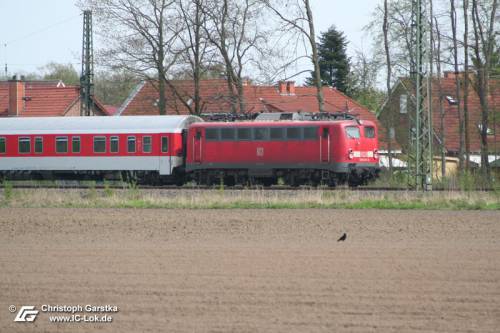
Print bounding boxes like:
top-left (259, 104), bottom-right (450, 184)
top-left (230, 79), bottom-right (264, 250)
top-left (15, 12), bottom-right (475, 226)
top-left (364, 126), bottom-right (375, 138)
top-left (127, 136), bottom-right (136, 153)
top-left (56, 137), bottom-right (68, 153)
top-left (19, 137), bottom-right (31, 154)
top-left (93, 136), bottom-right (106, 153)
top-left (270, 128), bottom-right (285, 140)
top-left (72, 137), bottom-right (81, 153)
top-left (161, 137), bottom-right (168, 153)
top-left (35, 137), bottom-right (43, 154)
top-left (286, 127), bottom-right (301, 140)
top-left (0, 137), bottom-right (5, 154)
top-left (345, 126), bottom-right (360, 139)
top-left (110, 136), bottom-right (119, 153)
top-left (220, 128), bottom-right (236, 141)
top-left (237, 128), bottom-right (251, 141)
top-left (303, 127), bottom-right (318, 140)
top-left (253, 128), bottom-right (269, 141)
top-left (206, 128), bottom-right (218, 141)
top-left (143, 136), bottom-right (152, 153)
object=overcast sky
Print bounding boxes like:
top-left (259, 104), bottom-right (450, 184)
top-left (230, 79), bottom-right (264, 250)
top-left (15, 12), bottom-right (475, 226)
top-left (0, 0), bottom-right (381, 83)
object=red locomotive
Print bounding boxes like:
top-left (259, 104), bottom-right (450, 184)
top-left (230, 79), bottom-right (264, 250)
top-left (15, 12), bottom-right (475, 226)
top-left (0, 115), bottom-right (380, 186)
top-left (186, 119), bottom-right (380, 186)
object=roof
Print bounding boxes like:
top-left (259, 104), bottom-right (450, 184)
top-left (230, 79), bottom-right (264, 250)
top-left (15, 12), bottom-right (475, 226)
top-left (382, 75), bottom-right (500, 153)
top-left (0, 80), bottom-right (110, 117)
top-left (118, 79), bottom-right (390, 147)
top-left (0, 115), bottom-right (202, 134)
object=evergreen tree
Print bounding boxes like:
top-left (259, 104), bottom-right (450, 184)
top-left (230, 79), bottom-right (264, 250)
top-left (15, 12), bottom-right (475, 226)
top-left (306, 26), bottom-right (351, 94)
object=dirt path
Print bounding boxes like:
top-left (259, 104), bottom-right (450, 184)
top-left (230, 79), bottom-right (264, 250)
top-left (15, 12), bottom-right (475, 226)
top-left (1, 209), bottom-right (499, 332)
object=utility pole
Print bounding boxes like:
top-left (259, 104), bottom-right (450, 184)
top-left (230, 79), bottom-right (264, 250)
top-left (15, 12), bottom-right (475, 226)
top-left (80, 10), bottom-right (94, 116)
top-left (408, 0), bottom-right (433, 190)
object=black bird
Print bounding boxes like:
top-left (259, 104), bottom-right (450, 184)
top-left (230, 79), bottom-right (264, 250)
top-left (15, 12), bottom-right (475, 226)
top-left (337, 233), bottom-right (347, 242)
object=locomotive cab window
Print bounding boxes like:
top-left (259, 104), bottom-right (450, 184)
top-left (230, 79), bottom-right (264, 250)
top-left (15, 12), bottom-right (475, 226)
top-left (161, 137), bottom-right (168, 153)
top-left (205, 128), bottom-right (218, 141)
top-left (143, 136), bottom-right (152, 153)
top-left (304, 127), bottom-right (318, 140)
top-left (93, 136), bottom-right (106, 153)
top-left (56, 137), bottom-right (68, 153)
top-left (127, 136), bottom-right (136, 153)
top-left (19, 137), bottom-right (31, 154)
top-left (322, 128), bottom-right (329, 138)
top-left (72, 137), bottom-right (81, 153)
top-left (35, 137), bottom-right (43, 154)
top-left (220, 128), bottom-right (235, 141)
top-left (0, 137), bottom-right (5, 154)
top-left (270, 128), bottom-right (285, 140)
top-left (253, 128), bottom-right (269, 141)
top-left (364, 126), bottom-right (375, 138)
top-left (286, 127), bottom-right (301, 140)
top-left (110, 136), bottom-right (119, 153)
top-left (237, 128), bottom-right (251, 141)
top-left (345, 126), bottom-right (360, 139)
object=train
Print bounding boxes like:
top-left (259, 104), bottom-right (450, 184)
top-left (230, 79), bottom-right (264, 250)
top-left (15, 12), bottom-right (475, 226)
top-left (0, 115), bottom-right (380, 186)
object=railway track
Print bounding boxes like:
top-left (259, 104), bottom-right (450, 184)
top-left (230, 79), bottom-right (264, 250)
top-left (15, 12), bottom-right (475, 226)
top-left (2, 180), bottom-right (492, 191)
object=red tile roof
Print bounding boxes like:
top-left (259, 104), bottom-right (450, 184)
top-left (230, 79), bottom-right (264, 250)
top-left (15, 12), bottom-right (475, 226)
top-left (119, 79), bottom-right (389, 146)
top-left (398, 76), bottom-right (500, 153)
top-left (0, 80), bottom-right (109, 117)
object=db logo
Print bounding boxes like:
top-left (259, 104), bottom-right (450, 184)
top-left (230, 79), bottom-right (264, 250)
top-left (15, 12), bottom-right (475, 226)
top-left (14, 306), bottom-right (39, 322)
top-left (256, 147), bottom-right (264, 157)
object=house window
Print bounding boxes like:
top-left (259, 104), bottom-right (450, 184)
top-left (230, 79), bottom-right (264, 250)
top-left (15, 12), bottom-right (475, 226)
top-left (34, 137), bottom-right (43, 154)
top-left (143, 136), bottom-right (152, 153)
top-left (56, 137), bottom-right (68, 153)
top-left (478, 124), bottom-right (494, 136)
top-left (19, 137), bottom-right (31, 154)
top-left (0, 137), bottom-right (5, 154)
top-left (93, 136), bottom-right (106, 153)
top-left (72, 137), bottom-right (81, 153)
top-left (128, 136), bottom-right (136, 153)
top-left (110, 136), bottom-right (119, 153)
top-left (161, 137), bottom-right (168, 153)
top-left (399, 94), bottom-right (407, 114)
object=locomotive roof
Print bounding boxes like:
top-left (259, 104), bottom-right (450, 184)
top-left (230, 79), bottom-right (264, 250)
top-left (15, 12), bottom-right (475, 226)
top-left (190, 119), bottom-right (375, 128)
top-left (0, 115), bottom-right (202, 135)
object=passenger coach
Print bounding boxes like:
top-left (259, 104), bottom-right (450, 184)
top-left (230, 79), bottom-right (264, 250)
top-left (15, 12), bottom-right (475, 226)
top-left (0, 115), bottom-right (201, 184)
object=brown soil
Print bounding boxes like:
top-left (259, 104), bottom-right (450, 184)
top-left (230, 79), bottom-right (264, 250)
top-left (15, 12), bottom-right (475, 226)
top-left (1, 208), bottom-right (499, 332)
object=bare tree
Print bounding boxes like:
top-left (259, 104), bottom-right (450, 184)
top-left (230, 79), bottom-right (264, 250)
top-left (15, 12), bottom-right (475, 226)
top-left (383, 0), bottom-right (393, 172)
top-left (264, 0), bottom-right (324, 112)
top-left (450, 0), bottom-right (465, 171)
top-left (471, 0), bottom-right (498, 180)
top-left (81, 0), bottom-right (183, 115)
top-left (433, 16), bottom-right (446, 179)
top-left (463, 0), bottom-right (471, 170)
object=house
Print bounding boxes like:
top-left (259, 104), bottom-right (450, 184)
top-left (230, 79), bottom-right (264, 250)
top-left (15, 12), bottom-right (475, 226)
top-left (0, 75), bottom-right (113, 117)
top-left (117, 78), bottom-right (389, 146)
top-left (378, 72), bottom-right (500, 164)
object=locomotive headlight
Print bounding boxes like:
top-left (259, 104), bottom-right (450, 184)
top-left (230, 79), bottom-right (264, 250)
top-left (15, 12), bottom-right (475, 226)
top-left (373, 149), bottom-right (379, 159)
top-left (348, 149), bottom-right (354, 160)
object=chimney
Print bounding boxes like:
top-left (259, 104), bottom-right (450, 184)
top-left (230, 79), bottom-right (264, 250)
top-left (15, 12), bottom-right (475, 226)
top-left (286, 81), bottom-right (295, 95)
top-left (278, 81), bottom-right (287, 95)
top-left (8, 74), bottom-right (25, 117)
